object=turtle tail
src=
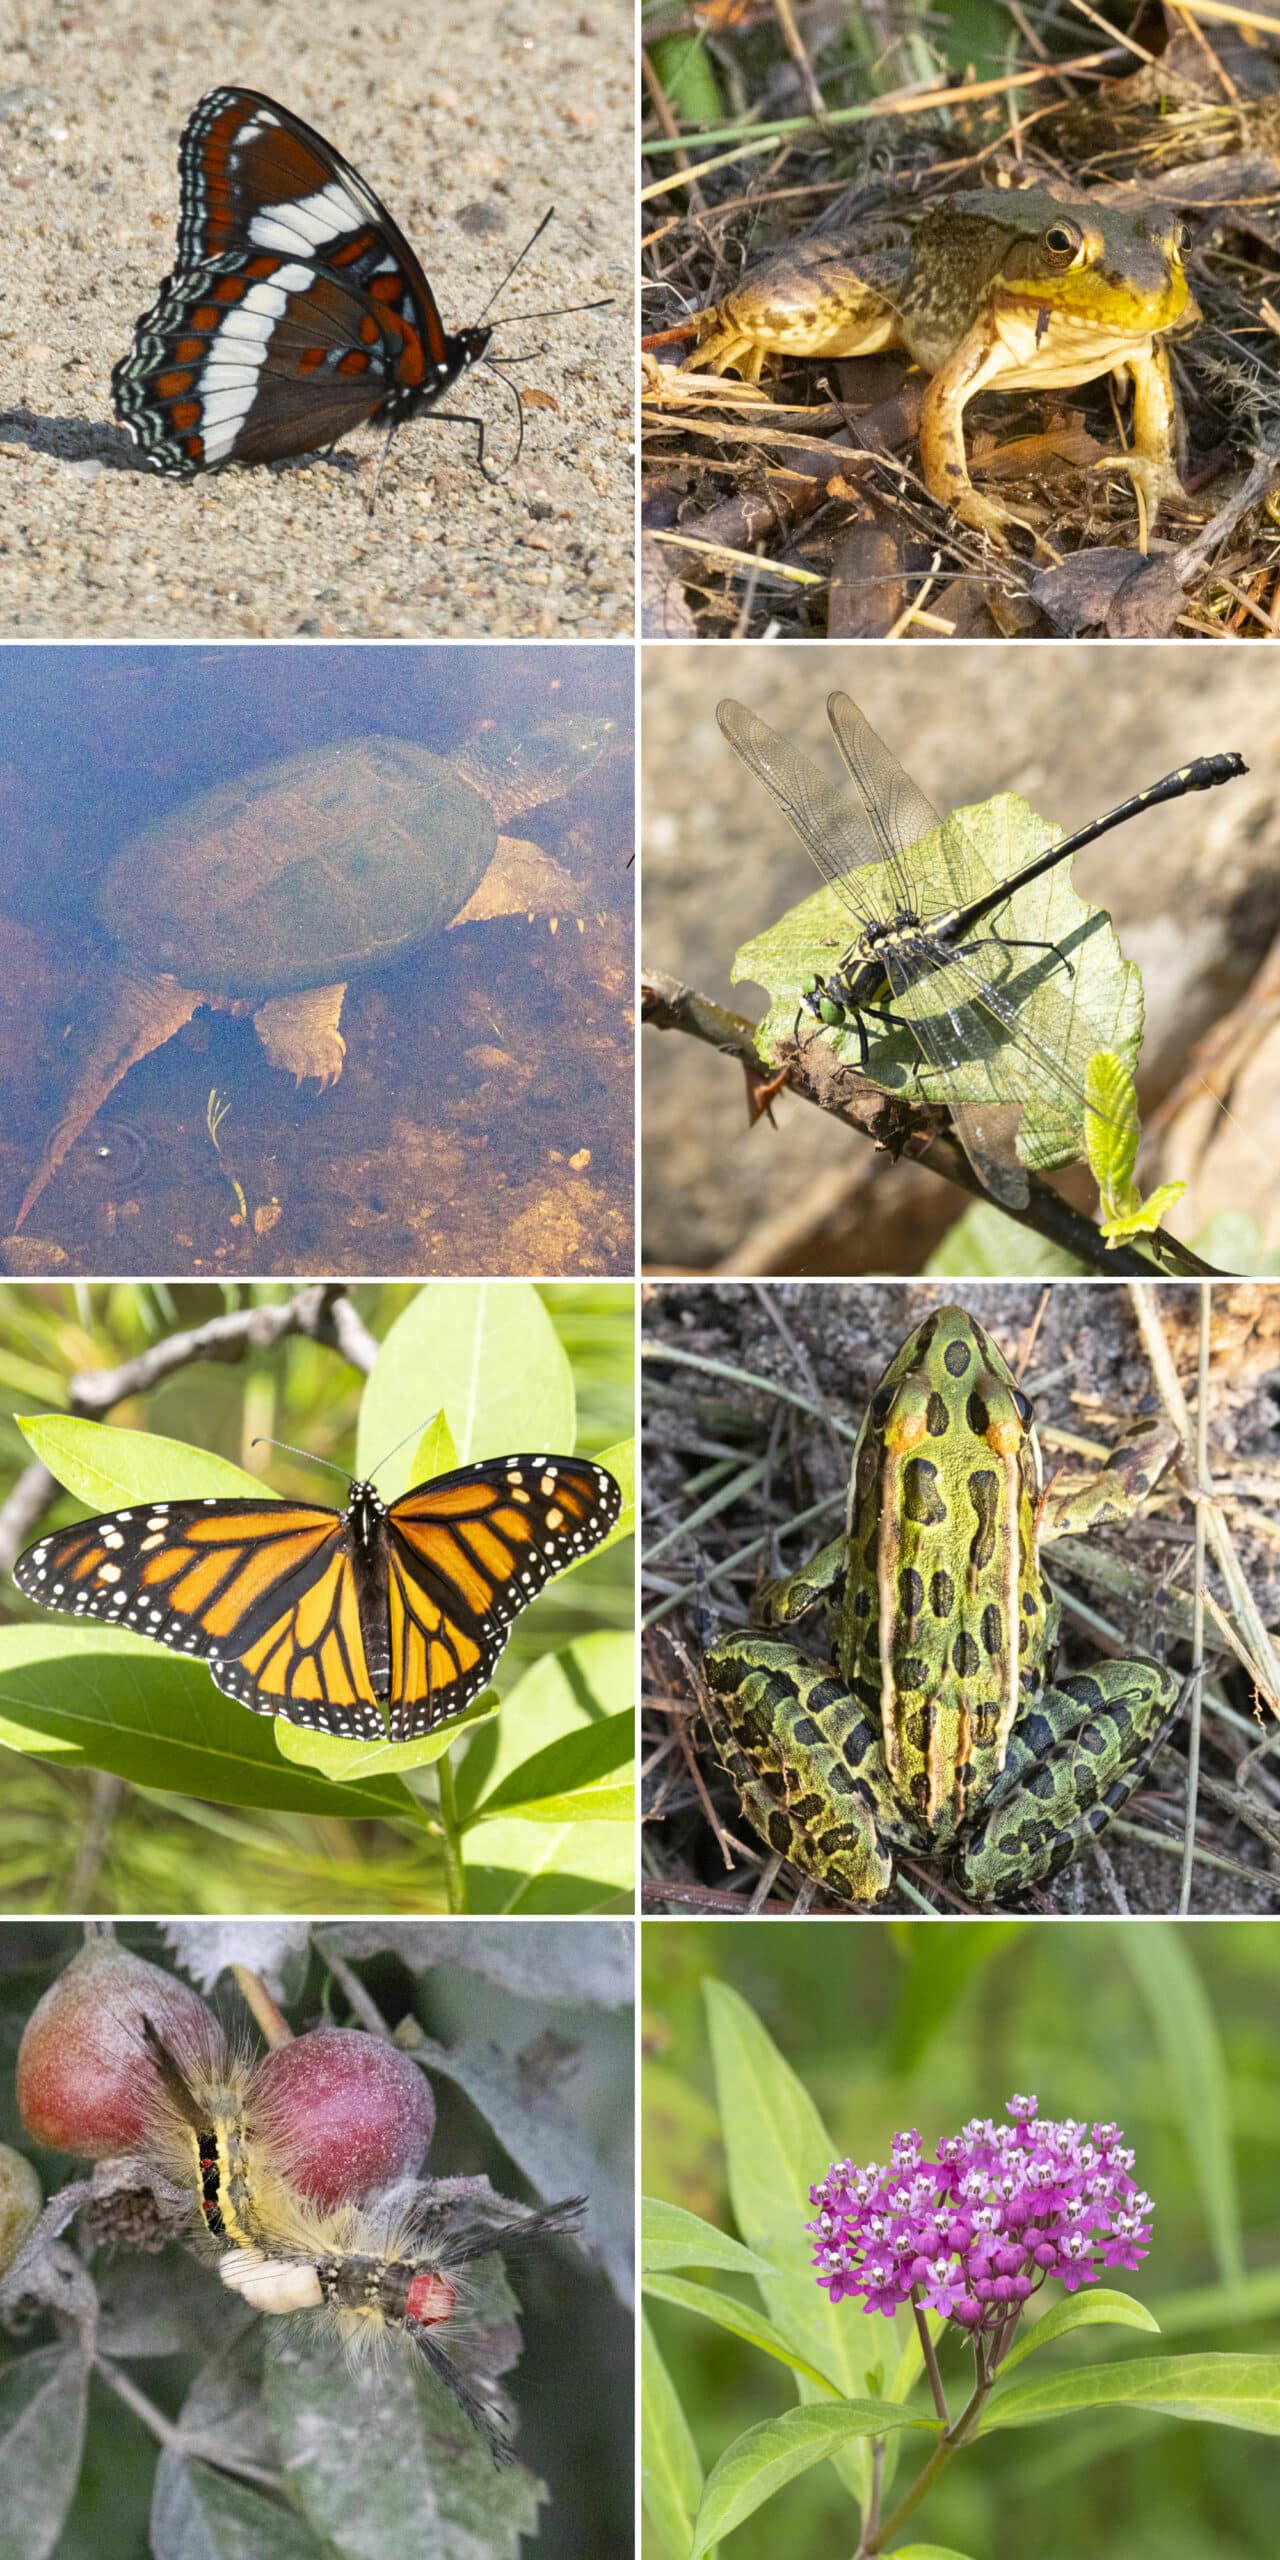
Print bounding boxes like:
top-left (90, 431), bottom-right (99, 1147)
top-left (13, 969), bottom-right (199, 1232)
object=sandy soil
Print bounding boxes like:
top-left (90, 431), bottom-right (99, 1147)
top-left (0, 0), bottom-right (633, 637)
top-left (642, 643), bottom-right (1280, 1271)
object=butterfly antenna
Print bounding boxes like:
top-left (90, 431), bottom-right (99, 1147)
top-left (249, 1434), bottom-right (351, 1482)
top-left (489, 294), bottom-right (613, 327)
top-left (366, 1413), bottom-right (447, 1485)
top-left (471, 207), bottom-right (556, 325)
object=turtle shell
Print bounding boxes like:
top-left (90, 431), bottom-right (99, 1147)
top-left (97, 737), bottom-right (497, 999)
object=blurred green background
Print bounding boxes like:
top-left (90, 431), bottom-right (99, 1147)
top-left (0, 1281), bottom-right (633, 1916)
top-left (643, 1921), bottom-right (1280, 2559)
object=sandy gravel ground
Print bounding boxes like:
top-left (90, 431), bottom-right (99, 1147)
top-left (642, 643), bottom-right (1280, 1270)
top-left (0, 0), bottom-right (633, 637)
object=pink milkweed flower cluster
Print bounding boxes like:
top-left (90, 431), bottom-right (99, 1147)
top-left (807, 2095), bottom-right (1153, 2335)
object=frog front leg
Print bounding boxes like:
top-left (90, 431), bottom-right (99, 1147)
top-left (1093, 341), bottom-right (1189, 544)
top-left (917, 323), bottom-right (1035, 548)
top-left (952, 1656), bottom-right (1181, 1905)
top-left (702, 1633), bottom-right (906, 1905)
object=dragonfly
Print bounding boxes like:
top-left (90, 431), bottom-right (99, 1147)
top-left (720, 691), bottom-right (1245, 1208)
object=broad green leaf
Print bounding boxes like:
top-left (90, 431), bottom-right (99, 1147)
top-left (405, 1408), bottom-right (460, 1484)
top-left (927, 1201), bottom-right (1084, 1278)
top-left (642, 2199), bottom-right (775, 2280)
top-left (644, 2275), bottom-right (841, 2392)
top-left (357, 1282), bottom-right (575, 1492)
top-left (642, 2313), bottom-right (702, 2560)
top-left (1123, 1927), bottom-right (1243, 2285)
top-left (690, 2402), bottom-right (933, 2558)
top-left (648, 31), bottom-right (722, 123)
top-left (0, 2345), bottom-right (89, 2560)
top-left (1084, 1050), bottom-right (1141, 1192)
top-left (465, 1709), bottom-right (634, 1824)
top-left (17, 1414), bottom-right (266, 1508)
top-left (705, 1980), bottom-right (888, 2506)
top-left (273, 1690), bottom-right (499, 1780)
top-left (0, 1622), bottom-right (424, 1822)
top-left (738, 790), bottom-right (1143, 1181)
top-left (981, 2351), bottom-right (1280, 2435)
top-left (997, 2288), bottom-right (1160, 2377)
top-left (151, 2449), bottom-right (323, 2559)
top-left (890, 2546), bottom-right (980, 2558)
top-left (461, 1818), bottom-right (633, 1912)
top-left (461, 1629), bottom-right (633, 1816)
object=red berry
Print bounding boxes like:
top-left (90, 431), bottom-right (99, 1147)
top-left (17, 1942), bottom-right (217, 2158)
top-left (253, 2027), bottom-right (435, 2206)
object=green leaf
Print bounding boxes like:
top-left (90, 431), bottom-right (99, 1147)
top-left (996, 2288), bottom-right (1161, 2377)
top-left (458, 1629), bottom-right (635, 1911)
top-left (16, 1414), bottom-right (266, 1508)
top-left (465, 1709), bottom-right (633, 1824)
top-left (644, 2275), bottom-right (841, 2393)
top-left (690, 2402), bottom-right (933, 2558)
top-left (357, 1281), bottom-right (576, 1493)
top-left (981, 2351), bottom-right (1280, 2435)
top-left (642, 2313), bottom-right (702, 2560)
top-left (1085, 1051), bottom-right (1186, 1240)
top-left (704, 1981), bottom-right (889, 2508)
top-left (648, 31), bottom-right (723, 125)
top-left (641, 2199), bottom-right (776, 2280)
top-left (151, 2449), bottom-right (324, 2559)
top-left (889, 2546), bottom-right (981, 2558)
top-left (0, 1622), bottom-right (424, 1821)
top-left (1122, 1927), bottom-right (1243, 2286)
top-left (0, 2345), bottom-right (89, 2560)
top-left (738, 789), bottom-right (1143, 1181)
top-left (927, 1201), bottom-right (1084, 1278)
top-left (273, 1688), bottom-right (500, 1780)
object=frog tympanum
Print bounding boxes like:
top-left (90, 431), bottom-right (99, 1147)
top-left (701, 1306), bottom-right (1182, 1907)
top-left (685, 188), bottom-right (1197, 546)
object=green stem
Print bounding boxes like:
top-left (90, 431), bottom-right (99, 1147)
top-left (867, 2362), bottom-right (994, 2552)
top-left (436, 1751), bottom-right (469, 1913)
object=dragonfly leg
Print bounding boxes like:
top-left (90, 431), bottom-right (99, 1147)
top-left (963, 929), bottom-right (1076, 983)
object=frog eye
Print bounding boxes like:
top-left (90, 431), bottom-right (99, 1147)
top-left (1175, 221), bottom-right (1190, 255)
top-left (1042, 220), bottom-right (1083, 263)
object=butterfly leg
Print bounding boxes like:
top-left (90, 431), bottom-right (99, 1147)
top-left (252, 983), bottom-right (347, 1088)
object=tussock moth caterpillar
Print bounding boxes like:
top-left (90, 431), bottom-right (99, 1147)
top-left (138, 2012), bottom-right (584, 2462)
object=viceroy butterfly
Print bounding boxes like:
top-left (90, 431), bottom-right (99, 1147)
top-left (14, 1452), bottom-right (622, 1744)
top-left (112, 86), bottom-right (605, 486)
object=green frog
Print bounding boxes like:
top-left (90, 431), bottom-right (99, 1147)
top-left (701, 1305), bottom-right (1181, 1907)
top-left (684, 188), bottom-right (1197, 546)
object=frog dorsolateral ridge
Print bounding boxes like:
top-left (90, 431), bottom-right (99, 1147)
top-left (700, 1306), bottom-right (1182, 1908)
top-left (684, 189), bottom-right (1197, 545)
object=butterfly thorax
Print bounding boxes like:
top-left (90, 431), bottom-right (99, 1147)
top-left (344, 1482), bottom-right (388, 1548)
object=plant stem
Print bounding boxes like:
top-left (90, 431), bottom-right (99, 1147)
top-left (436, 1751), bottom-right (469, 1912)
top-left (912, 2292), bottom-right (950, 2423)
top-left (865, 2361), bottom-right (995, 2550)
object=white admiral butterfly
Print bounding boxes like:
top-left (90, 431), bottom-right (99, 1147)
top-left (112, 87), bottom-right (590, 489)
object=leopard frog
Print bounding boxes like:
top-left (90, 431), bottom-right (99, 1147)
top-left (702, 1304), bottom-right (1180, 1906)
top-left (685, 188), bottom-right (1196, 547)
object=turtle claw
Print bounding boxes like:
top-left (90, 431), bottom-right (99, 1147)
top-left (252, 984), bottom-right (348, 1086)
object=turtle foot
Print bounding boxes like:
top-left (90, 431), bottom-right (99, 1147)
top-left (252, 982), bottom-right (348, 1087)
top-left (450, 837), bottom-right (581, 930)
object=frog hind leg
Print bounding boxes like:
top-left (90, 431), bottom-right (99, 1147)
top-left (702, 1632), bottom-right (898, 1905)
top-left (252, 983), bottom-right (347, 1087)
top-left (952, 1660), bottom-right (1182, 1905)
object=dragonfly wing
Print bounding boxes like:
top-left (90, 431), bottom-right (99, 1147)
top-left (883, 932), bottom-right (1099, 1201)
top-left (825, 693), bottom-right (947, 881)
top-left (718, 700), bottom-right (905, 929)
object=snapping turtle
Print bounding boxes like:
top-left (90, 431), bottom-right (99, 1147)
top-left (14, 717), bottom-right (607, 1231)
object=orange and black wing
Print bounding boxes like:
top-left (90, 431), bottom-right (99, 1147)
top-left (384, 1455), bottom-right (622, 1740)
top-left (13, 1496), bottom-right (385, 1741)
